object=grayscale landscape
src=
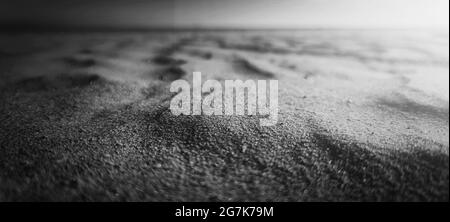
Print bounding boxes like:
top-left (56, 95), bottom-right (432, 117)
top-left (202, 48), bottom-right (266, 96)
top-left (0, 30), bottom-right (448, 201)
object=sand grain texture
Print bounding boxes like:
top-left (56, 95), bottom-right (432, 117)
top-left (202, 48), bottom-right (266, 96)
top-left (0, 30), bottom-right (448, 201)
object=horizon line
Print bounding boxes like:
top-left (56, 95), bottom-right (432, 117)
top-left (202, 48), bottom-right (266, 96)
top-left (1, 22), bottom-right (448, 33)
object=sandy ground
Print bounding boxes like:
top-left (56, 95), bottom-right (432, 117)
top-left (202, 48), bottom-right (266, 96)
top-left (0, 30), bottom-right (448, 201)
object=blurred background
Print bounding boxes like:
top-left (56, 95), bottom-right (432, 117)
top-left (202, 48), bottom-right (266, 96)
top-left (0, 0), bottom-right (448, 30)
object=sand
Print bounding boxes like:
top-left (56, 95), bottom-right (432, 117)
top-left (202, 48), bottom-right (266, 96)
top-left (0, 30), bottom-right (448, 201)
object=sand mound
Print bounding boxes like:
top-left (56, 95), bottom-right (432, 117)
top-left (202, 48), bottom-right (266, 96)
top-left (0, 30), bottom-right (448, 201)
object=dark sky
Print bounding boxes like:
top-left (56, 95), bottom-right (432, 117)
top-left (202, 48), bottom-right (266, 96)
top-left (0, 0), bottom-right (448, 29)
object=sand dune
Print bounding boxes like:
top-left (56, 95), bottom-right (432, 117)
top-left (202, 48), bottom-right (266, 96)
top-left (0, 30), bottom-right (448, 201)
